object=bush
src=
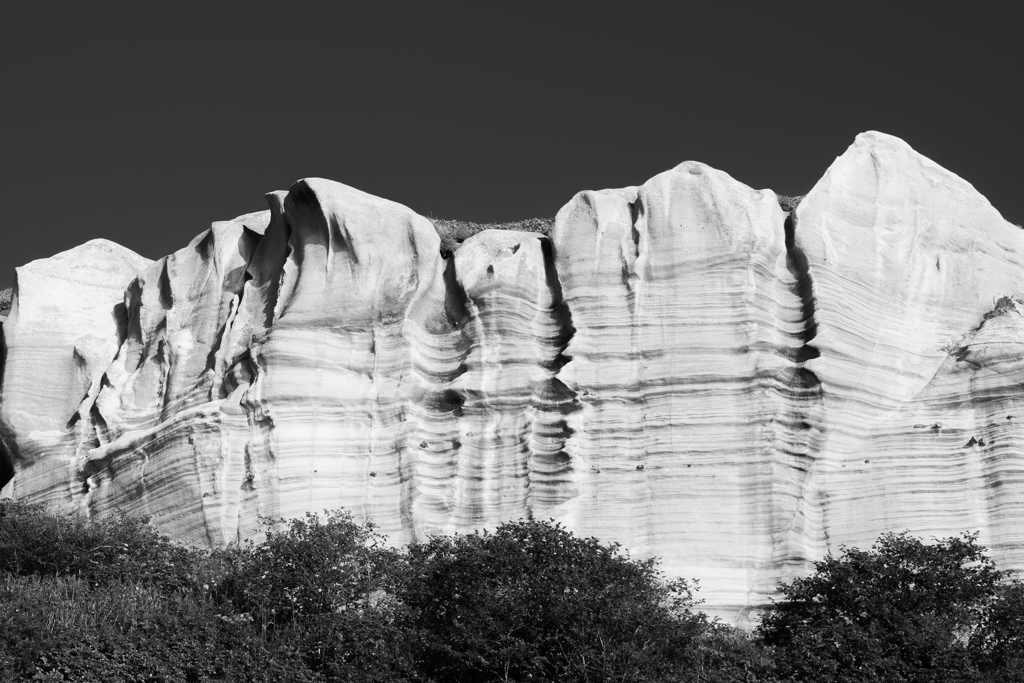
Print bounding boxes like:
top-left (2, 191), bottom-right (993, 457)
top-left (0, 504), bottom-right (776, 681)
top-left (0, 504), bottom-right (401, 681)
top-left (757, 531), bottom-right (1009, 682)
top-left (12, 501), bottom-right (1024, 682)
top-left (218, 510), bottom-right (398, 623)
top-left (0, 500), bottom-right (199, 591)
top-left (0, 573), bottom-right (321, 682)
top-left (685, 622), bottom-right (777, 682)
top-left (216, 510), bottom-right (414, 681)
top-left (400, 519), bottom-right (707, 682)
top-left (971, 581), bottom-right (1024, 681)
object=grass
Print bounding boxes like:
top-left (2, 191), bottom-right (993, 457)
top-left (429, 217), bottom-right (553, 256)
top-left (776, 194), bottom-right (806, 213)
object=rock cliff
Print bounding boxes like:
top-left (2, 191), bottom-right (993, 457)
top-left (2, 132), bottom-right (1022, 625)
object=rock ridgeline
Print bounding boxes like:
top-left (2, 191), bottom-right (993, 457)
top-left (1, 132), bottom-right (1023, 626)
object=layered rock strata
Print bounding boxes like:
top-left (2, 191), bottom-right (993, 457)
top-left (2, 132), bottom-right (1023, 625)
top-left (0, 241), bottom-right (152, 498)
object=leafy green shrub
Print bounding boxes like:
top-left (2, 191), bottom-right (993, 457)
top-left (216, 510), bottom-right (414, 681)
top-left (400, 519), bottom-right (706, 683)
top-left (0, 573), bottom-right (323, 682)
top-left (757, 531), bottom-right (1008, 682)
top-left (0, 505), bottom-right (777, 681)
top-left (0, 500), bottom-right (199, 591)
top-left (217, 510), bottom-right (400, 624)
top-left (684, 621), bottom-right (777, 682)
top-left (971, 581), bottom-right (1024, 682)
top-left (13, 502), bottom-right (1024, 682)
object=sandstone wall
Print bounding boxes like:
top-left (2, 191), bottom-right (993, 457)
top-left (2, 132), bottom-right (1022, 625)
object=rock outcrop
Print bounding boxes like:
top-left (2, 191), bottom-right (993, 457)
top-left (2, 132), bottom-right (1022, 626)
top-left (0, 240), bottom-right (151, 498)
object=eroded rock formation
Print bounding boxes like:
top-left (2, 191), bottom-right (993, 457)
top-left (2, 132), bottom-right (1022, 625)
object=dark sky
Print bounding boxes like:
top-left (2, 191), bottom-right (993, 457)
top-left (1, 5), bottom-right (1019, 289)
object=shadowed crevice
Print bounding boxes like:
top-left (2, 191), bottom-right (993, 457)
top-left (442, 254), bottom-right (471, 329)
top-left (784, 211), bottom-right (820, 363)
top-left (627, 197), bottom-right (642, 259)
top-left (540, 236), bottom-right (576, 372)
top-left (157, 260), bottom-right (174, 311)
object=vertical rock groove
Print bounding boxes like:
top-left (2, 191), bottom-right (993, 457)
top-left (528, 236), bottom-right (579, 515)
top-left (447, 230), bottom-right (580, 531)
top-left (766, 205), bottom-right (827, 581)
top-left (783, 211), bottom-right (820, 362)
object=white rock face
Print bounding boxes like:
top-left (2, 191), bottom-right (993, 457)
top-left (552, 161), bottom-right (814, 618)
top-left (0, 240), bottom-right (151, 499)
top-left (447, 229), bottom-right (577, 530)
top-left (793, 131), bottom-right (1024, 578)
top-left (2, 132), bottom-right (1022, 626)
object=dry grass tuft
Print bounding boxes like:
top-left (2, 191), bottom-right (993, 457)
top-left (777, 195), bottom-right (806, 213)
top-left (430, 217), bottom-right (554, 256)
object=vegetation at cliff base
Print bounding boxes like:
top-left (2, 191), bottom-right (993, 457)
top-left (758, 531), bottom-right (1024, 682)
top-left (2, 500), bottom-right (1022, 682)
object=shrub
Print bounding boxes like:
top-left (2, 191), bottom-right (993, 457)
top-left (400, 519), bottom-right (706, 683)
top-left (971, 581), bottom-right (1024, 681)
top-left (217, 510), bottom-right (400, 624)
top-left (757, 531), bottom-right (1007, 682)
top-left (0, 500), bottom-right (199, 591)
top-left (685, 621), bottom-right (777, 682)
top-left (216, 510), bottom-right (414, 681)
top-left (0, 503), bottom-right (784, 680)
top-left (0, 573), bottom-right (319, 682)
